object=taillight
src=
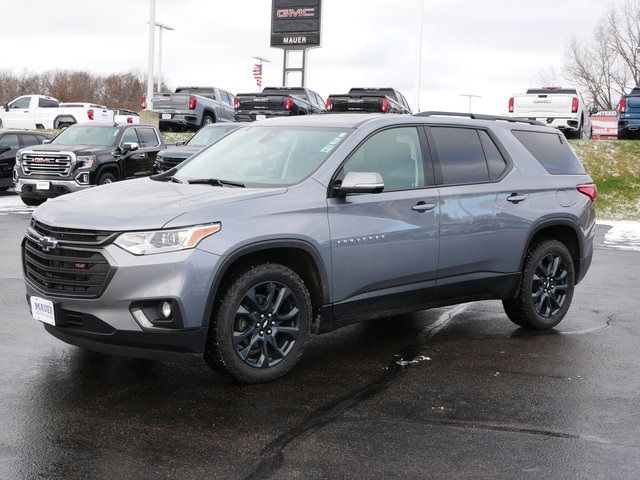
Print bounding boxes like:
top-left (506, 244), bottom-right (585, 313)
top-left (140, 96), bottom-right (147, 109)
top-left (571, 97), bottom-right (579, 113)
top-left (127, 117), bottom-right (133, 124)
top-left (577, 184), bottom-right (597, 202)
top-left (619, 98), bottom-right (627, 114)
top-left (508, 97), bottom-right (514, 113)
top-left (326, 98), bottom-right (333, 111)
top-left (381, 98), bottom-right (389, 113)
top-left (87, 109), bottom-right (94, 120)
top-left (188, 95), bottom-right (197, 110)
top-left (233, 96), bottom-right (240, 110)
top-left (284, 97), bottom-right (293, 111)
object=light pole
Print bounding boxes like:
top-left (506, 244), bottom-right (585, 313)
top-left (415, 0), bottom-right (424, 112)
top-left (154, 22), bottom-right (175, 93)
top-left (460, 94), bottom-right (481, 113)
top-left (252, 56), bottom-right (271, 88)
top-left (146, 0), bottom-right (156, 110)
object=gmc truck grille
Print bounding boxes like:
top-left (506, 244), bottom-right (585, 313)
top-left (23, 222), bottom-right (117, 299)
top-left (158, 157), bottom-right (184, 168)
top-left (22, 153), bottom-right (72, 177)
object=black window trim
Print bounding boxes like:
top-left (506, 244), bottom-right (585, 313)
top-left (424, 124), bottom-right (513, 188)
top-left (327, 124), bottom-right (437, 198)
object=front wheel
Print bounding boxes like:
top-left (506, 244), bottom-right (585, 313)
top-left (97, 171), bottom-right (116, 185)
top-left (503, 240), bottom-right (575, 330)
top-left (21, 197), bottom-right (45, 206)
top-left (205, 263), bottom-right (312, 383)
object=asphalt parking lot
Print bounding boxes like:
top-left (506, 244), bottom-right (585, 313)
top-left (0, 191), bottom-right (638, 479)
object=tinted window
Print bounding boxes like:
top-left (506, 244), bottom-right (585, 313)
top-left (136, 128), bottom-right (159, 147)
top-left (342, 127), bottom-right (425, 191)
top-left (10, 97), bottom-right (30, 109)
top-left (121, 128), bottom-right (138, 144)
top-left (512, 130), bottom-right (586, 175)
top-left (431, 127), bottom-right (489, 184)
top-left (0, 134), bottom-right (19, 149)
top-left (38, 98), bottom-right (59, 108)
top-left (20, 134), bottom-right (40, 147)
top-left (478, 131), bottom-right (507, 180)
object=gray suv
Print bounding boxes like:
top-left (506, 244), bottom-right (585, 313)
top-left (22, 112), bottom-right (596, 383)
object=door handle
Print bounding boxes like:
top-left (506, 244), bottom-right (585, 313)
top-left (412, 201), bottom-right (436, 212)
top-left (507, 193), bottom-right (526, 204)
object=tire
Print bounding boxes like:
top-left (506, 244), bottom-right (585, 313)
top-left (97, 171), bottom-right (116, 185)
top-left (21, 197), bottom-right (45, 206)
top-left (502, 239), bottom-right (575, 330)
top-left (0, 186), bottom-right (9, 192)
top-left (204, 263), bottom-right (312, 383)
top-left (202, 114), bottom-right (215, 126)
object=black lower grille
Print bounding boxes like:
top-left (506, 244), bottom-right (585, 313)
top-left (23, 237), bottom-right (113, 298)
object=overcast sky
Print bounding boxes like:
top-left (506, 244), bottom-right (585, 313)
top-left (4, 0), bottom-right (607, 114)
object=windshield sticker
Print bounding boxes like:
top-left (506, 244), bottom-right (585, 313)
top-left (320, 133), bottom-right (347, 153)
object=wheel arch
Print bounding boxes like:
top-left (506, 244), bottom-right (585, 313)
top-left (53, 115), bottom-right (77, 129)
top-left (201, 109), bottom-right (216, 124)
top-left (520, 218), bottom-right (583, 281)
top-left (96, 162), bottom-right (121, 182)
top-left (203, 239), bottom-right (330, 330)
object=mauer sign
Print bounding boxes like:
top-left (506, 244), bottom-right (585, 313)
top-left (271, 0), bottom-right (322, 48)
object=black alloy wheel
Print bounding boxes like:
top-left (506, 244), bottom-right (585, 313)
top-left (531, 253), bottom-right (569, 318)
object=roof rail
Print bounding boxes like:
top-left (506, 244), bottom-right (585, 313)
top-left (414, 111), bottom-right (545, 127)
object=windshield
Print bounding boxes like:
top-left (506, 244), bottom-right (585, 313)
top-left (187, 126), bottom-right (239, 147)
top-left (52, 126), bottom-right (119, 146)
top-left (174, 126), bottom-right (351, 187)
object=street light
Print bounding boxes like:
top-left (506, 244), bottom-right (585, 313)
top-left (460, 94), bottom-right (481, 113)
top-left (153, 22), bottom-right (175, 93)
top-left (415, 0), bottom-right (424, 112)
top-left (146, 0), bottom-right (155, 110)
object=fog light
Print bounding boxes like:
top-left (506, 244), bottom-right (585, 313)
top-left (160, 301), bottom-right (172, 319)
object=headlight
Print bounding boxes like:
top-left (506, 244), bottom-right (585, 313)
top-left (114, 223), bottom-right (221, 255)
top-left (76, 155), bottom-right (97, 168)
top-left (15, 152), bottom-right (22, 166)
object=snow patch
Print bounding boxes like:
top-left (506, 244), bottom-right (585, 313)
top-left (598, 220), bottom-right (640, 252)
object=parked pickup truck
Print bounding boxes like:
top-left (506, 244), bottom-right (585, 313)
top-left (13, 122), bottom-right (165, 206)
top-left (234, 87), bottom-right (326, 122)
top-left (507, 87), bottom-right (591, 139)
top-left (143, 87), bottom-right (236, 131)
top-left (0, 95), bottom-right (114, 130)
top-left (617, 87), bottom-right (640, 139)
top-left (326, 88), bottom-right (412, 114)
top-left (0, 130), bottom-right (52, 191)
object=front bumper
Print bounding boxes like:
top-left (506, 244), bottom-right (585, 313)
top-left (14, 177), bottom-right (93, 198)
top-left (24, 242), bottom-right (222, 363)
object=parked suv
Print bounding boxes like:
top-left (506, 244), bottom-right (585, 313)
top-left (14, 122), bottom-right (165, 205)
top-left (23, 113), bottom-right (596, 383)
top-left (0, 130), bottom-right (52, 191)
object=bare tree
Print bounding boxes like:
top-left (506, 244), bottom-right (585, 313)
top-left (564, 0), bottom-right (639, 109)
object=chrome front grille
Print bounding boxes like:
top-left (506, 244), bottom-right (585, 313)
top-left (22, 153), bottom-right (73, 177)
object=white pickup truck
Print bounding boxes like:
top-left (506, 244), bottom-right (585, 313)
top-left (507, 87), bottom-right (591, 139)
top-left (0, 95), bottom-right (113, 130)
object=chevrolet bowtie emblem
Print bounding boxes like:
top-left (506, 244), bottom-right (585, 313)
top-left (38, 236), bottom-right (59, 252)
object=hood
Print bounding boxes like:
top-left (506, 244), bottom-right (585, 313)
top-left (33, 178), bottom-right (287, 231)
top-left (24, 144), bottom-right (113, 155)
top-left (157, 146), bottom-right (201, 160)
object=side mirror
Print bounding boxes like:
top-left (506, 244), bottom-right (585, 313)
top-left (3, 102), bottom-right (8, 112)
top-left (122, 142), bottom-right (139, 152)
top-left (42, 139), bottom-right (51, 144)
top-left (0, 145), bottom-right (11, 154)
top-left (335, 171), bottom-right (384, 195)
top-left (176, 141), bottom-right (186, 146)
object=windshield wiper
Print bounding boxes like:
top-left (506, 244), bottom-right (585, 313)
top-left (168, 176), bottom-right (183, 183)
top-left (186, 178), bottom-right (245, 188)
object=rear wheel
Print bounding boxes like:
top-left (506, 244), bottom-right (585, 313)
top-left (503, 240), bottom-right (575, 330)
top-left (202, 114), bottom-right (215, 126)
top-left (204, 263), bottom-right (312, 383)
top-left (21, 197), bottom-right (45, 206)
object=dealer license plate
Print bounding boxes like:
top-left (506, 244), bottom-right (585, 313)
top-left (30, 296), bottom-right (55, 326)
top-left (36, 181), bottom-right (50, 190)
top-left (162, 113), bottom-right (171, 119)
top-left (255, 114), bottom-right (267, 121)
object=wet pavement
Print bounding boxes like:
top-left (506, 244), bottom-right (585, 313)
top-left (0, 191), bottom-right (638, 479)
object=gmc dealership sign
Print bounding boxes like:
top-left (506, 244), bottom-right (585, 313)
top-left (271, 0), bottom-right (322, 48)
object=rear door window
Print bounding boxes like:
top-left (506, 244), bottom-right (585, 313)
top-left (430, 127), bottom-right (489, 184)
top-left (19, 134), bottom-right (41, 147)
top-left (136, 127), bottom-right (160, 148)
top-left (512, 130), bottom-right (586, 175)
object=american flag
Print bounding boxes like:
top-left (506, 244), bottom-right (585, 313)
top-left (252, 63), bottom-right (262, 87)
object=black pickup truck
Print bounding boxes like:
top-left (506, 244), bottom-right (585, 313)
top-left (234, 87), bottom-right (326, 122)
top-left (326, 88), bottom-right (412, 114)
top-left (14, 123), bottom-right (165, 206)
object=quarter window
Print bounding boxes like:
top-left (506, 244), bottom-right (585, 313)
top-left (341, 127), bottom-right (426, 191)
top-left (478, 131), bottom-right (507, 180)
top-left (430, 127), bottom-right (489, 184)
top-left (512, 130), bottom-right (586, 175)
top-left (20, 134), bottom-right (40, 147)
